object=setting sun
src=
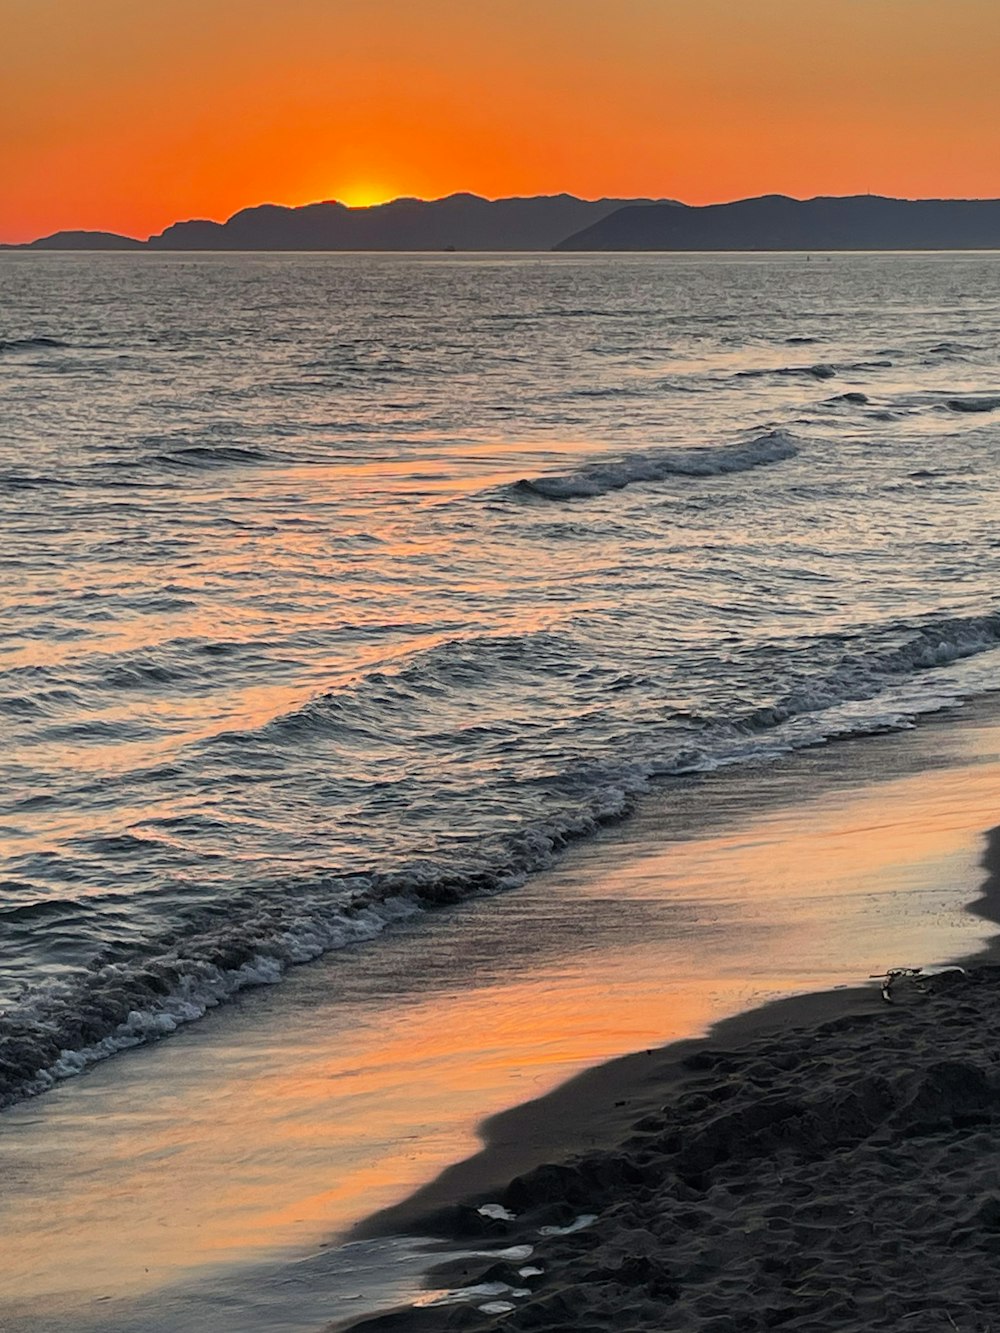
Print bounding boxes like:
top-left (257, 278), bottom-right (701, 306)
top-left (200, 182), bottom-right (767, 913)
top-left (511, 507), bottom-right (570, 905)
top-left (3, 0), bottom-right (998, 243)
top-left (333, 182), bottom-right (398, 210)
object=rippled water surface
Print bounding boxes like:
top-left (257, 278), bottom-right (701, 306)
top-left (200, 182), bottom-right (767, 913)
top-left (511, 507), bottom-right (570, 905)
top-left (2, 251), bottom-right (1000, 1105)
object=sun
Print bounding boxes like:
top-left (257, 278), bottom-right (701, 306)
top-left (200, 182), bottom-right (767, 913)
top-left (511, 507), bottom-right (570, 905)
top-left (334, 182), bottom-right (397, 209)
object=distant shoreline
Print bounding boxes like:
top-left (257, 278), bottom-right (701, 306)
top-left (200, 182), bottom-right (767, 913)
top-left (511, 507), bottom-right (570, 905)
top-left (5, 192), bottom-right (1000, 253)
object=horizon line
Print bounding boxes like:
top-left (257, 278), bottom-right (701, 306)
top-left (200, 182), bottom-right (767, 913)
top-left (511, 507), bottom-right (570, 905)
top-left (6, 189), bottom-right (1000, 249)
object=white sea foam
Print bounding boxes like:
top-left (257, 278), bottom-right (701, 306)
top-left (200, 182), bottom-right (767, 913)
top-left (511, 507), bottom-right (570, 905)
top-left (514, 431), bottom-right (798, 500)
top-left (426, 1282), bottom-right (530, 1309)
top-left (5, 613), bottom-right (1000, 1110)
top-left (539, 1214), bottom-right (597, 1236)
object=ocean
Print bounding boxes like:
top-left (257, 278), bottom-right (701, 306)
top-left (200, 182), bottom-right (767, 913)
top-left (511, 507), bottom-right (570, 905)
top-left (2, 248), bottom-right (1000, 1122)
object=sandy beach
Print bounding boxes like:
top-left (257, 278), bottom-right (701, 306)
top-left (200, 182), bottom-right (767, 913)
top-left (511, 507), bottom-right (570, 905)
top-left (346, 830), bottom-right (1000, 1331)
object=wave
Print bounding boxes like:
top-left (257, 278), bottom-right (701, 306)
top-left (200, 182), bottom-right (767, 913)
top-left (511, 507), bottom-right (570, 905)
top-left (927, 341), bottom-right (979, 358)
top-left (512, 432), bottom-right (799, 501)
top-left (151, 444), bottom-right (273, 468)
top-left (735, 359), bottom-right (892, 383)
top-left (102, 660), bottom-right (192, 689)
top-left (0, 336), bottom-right (68, 353)
top-left (0, 896), bottom-right (90, 925)
top-left (0, 471), bottom-right (75, 491)
top-left (729, 612), bottom-right (1000, 737)
top-left (945, 396), bottom-right (1000, 414)
top-left (5, 607), bottom-right (1000, 1111)
top-left (0, 792), bottom-right (631, 1113)
top-left (570, 385), bottom-right (644, 399)
top-left (265, 611), bottom-right (1000, 759)
top-left (737, 363), bottom-right (837, 381)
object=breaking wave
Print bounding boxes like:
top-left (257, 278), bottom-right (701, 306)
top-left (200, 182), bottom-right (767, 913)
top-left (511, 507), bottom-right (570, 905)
top-left (0, 795), bottom-right (631, 1112)
top-left (4, 607), bottom-right (1000, 1110)
top-left (512, 431), bottom-right (799, 501)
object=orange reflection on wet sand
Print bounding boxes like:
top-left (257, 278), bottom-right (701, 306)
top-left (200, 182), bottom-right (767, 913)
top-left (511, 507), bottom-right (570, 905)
top-left (1, 709), bottom-right (998, 1311)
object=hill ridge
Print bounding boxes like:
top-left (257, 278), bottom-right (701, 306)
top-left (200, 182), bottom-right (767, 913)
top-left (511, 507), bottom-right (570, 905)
top-left (7, 193), bottom-right (1000, 252)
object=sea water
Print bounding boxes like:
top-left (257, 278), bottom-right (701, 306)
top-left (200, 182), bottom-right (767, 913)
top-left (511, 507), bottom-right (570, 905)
top-left (2, 250), bottom-right (1000, 1109)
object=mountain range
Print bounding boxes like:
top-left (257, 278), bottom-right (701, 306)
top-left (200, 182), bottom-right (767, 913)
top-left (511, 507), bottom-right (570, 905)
top-left (5, 193), bottom-right (1000, 252)
top-left (555, 194), bottom-right (1000, 251)
top-left (7, 195), bottom-right (669, 253)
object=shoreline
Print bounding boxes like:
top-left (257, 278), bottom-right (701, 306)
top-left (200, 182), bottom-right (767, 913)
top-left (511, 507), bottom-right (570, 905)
top-left (5, 696), bottom-right (1000, 1330)
top-left (343, 826), bottom-right (1000, 1330)
top-left (347, 696), bottom-right (1000, 1245)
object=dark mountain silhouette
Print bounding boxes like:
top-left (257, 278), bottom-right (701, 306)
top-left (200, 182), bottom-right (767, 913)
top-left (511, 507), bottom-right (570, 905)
top-left (9, 194), bottom-right (1000, 253)
top-left (10, 230), bottom-right (144, 251)
top-left (144, 193), bottom-right (670, 251)
top-left (556, 194), bottom-right (1000, 250)
top-left (5, 196), bottom-right (669, 251)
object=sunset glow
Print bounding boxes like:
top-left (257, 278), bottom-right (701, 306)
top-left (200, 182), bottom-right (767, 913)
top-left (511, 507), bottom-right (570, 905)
top-left (333, 183), bottom-right (400, 210)
top-left (3, 0), bottom-right (999, 243)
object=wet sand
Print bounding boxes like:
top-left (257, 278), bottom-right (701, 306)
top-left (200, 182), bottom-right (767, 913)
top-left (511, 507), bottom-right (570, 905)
top-left (346, 832), bottom-right (1000, 1330)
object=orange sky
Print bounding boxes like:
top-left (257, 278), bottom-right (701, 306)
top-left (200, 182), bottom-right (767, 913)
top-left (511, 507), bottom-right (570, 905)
top-left (2, 0), bottom-right (998, 243)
